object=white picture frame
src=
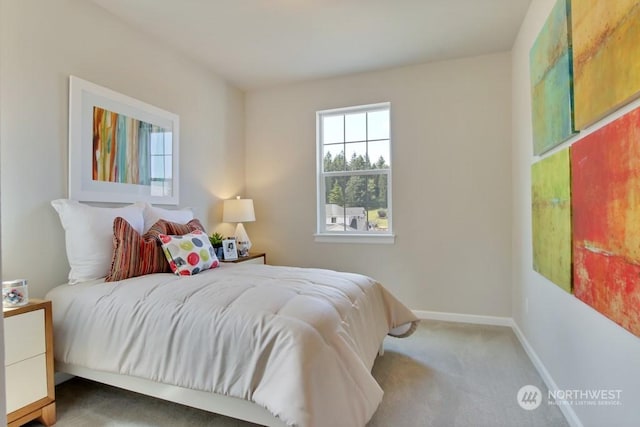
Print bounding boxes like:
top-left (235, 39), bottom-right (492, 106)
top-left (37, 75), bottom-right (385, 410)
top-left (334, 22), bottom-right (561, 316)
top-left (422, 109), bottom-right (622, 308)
top-left (68, 76), bottom-right (180, 204)
top-left (222, 238), bottom-right (238, 261)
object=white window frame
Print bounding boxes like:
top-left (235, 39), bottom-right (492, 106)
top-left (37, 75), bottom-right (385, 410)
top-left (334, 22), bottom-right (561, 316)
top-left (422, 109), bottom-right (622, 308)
top-left (315, 102), bottom-right (395, 244)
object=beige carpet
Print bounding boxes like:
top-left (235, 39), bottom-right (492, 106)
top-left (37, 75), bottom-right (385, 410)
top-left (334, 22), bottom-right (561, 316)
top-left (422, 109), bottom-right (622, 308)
top-left (25, 321), bottom-right (569, 427)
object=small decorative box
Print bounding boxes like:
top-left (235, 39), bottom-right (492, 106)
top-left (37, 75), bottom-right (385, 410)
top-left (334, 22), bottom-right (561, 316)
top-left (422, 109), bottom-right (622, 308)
top-left (2, 279), bottom-right (29, 307)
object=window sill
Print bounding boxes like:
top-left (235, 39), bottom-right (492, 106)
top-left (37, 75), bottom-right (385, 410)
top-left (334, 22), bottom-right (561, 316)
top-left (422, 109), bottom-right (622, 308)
top-left (314, 233), bottom-right (396, 244)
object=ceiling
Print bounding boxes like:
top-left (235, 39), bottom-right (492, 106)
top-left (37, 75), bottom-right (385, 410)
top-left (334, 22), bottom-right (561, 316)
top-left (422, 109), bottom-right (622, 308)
top-left (90, 0), bottom-right (531, 90)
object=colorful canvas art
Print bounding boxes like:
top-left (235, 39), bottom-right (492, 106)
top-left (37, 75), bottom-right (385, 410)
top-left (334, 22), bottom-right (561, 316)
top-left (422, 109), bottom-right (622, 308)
top-left (571, 107), bottom-right (640, 337)
top-left (529, 0), bottom-right (576, 155)
top-left (531, 148), bottom-right (572, 292)
top-left (93, 106), bottom-right (158, 185)
top-left (571, 0), bottom-right (640, 129)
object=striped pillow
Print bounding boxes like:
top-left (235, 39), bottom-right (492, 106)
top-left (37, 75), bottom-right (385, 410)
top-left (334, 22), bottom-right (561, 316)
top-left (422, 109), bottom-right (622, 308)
top-left (106, 217), bottom-right (206, 282)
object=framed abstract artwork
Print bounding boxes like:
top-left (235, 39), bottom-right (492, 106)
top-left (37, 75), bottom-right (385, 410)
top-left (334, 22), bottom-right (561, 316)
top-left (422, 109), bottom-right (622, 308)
top-left (571, 106), bottom-right (640, 337)
top-left (529, 0), bottom-right (576, 155)
top-left (571, 0), bottom-right (640, 129)
top-left (531, 148), bottom-right (572, 293)
top-left (68, 76), bottom-right (180, 205)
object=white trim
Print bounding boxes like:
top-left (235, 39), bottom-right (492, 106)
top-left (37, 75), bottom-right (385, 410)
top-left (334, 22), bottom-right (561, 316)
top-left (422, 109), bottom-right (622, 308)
top-left (412, 309), bottom-right (512, 327)
top-left (314, 233), bottom-right (395, 244)
top-left (316, 102), bottom-right (393, 239)
top-left (510, 321), bottom-right (583, 427)
top-left (412, 309), bottom-right (581, 427)
top-left (56, 362), bottom-right (287, 427)
top-left (323, 169), bottom-right (390, 177)
top-left (317, 102), bottom-right (390, 116)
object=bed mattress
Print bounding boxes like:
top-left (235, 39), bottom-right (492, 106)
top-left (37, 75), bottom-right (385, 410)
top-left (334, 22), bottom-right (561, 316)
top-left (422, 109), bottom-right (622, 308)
top-left (46, 264), bottom-right (417, 426)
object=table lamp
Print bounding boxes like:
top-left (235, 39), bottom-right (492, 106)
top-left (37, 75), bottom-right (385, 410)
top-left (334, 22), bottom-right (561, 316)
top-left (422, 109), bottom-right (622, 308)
top-left (222, 197), bottom-right (256, 257)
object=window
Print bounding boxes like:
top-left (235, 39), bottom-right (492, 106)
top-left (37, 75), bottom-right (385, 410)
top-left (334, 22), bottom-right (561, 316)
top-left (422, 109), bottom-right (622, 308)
top-left (149, 127), bottom-right (173, 197)
top-left (316, 102), bottom-right (394, 243)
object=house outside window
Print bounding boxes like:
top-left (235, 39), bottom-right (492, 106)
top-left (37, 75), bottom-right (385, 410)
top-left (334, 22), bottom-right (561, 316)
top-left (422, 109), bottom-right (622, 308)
top-left (315, 102), bottom-right (394, 244)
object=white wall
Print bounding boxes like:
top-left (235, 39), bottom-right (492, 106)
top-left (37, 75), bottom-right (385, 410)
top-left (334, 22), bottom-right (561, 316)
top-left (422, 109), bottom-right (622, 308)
top-left (245, 54), bottom-right (512, 315)
top-left (0, 0), bottom-right (245, 298)
top-left (512, 1), bottom-right (640, 426)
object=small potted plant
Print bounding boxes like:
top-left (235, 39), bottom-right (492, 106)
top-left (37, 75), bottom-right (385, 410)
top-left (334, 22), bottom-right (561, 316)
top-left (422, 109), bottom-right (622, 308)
top-left (209, 232), bottom-right (226, 259)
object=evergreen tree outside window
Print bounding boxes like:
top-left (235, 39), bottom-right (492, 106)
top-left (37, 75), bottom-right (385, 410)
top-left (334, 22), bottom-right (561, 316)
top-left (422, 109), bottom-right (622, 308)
top-left (316, 103), bottom-right (394, 243)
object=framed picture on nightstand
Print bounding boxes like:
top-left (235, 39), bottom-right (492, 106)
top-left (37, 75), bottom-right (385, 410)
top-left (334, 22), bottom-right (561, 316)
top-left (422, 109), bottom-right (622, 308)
top-left (222, 238), bottom-right (238, 261)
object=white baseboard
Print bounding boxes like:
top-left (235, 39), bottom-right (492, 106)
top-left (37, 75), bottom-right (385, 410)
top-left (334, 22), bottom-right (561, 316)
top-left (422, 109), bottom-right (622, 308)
top-left (510, 320), bottom-right (583, 427)
top-left (412, 309), bottom-right (581, 427)
top-left (412, 309), bottom-right (512, 327)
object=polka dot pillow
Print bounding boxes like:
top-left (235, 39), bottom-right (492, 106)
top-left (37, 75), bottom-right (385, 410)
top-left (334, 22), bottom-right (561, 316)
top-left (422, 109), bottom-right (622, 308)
top-left (159, 230), bottom-right (220, 276)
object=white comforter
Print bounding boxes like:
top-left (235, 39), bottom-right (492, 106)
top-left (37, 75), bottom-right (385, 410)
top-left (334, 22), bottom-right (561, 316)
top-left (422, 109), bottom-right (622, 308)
top-left (46, 264), bottom-right (418, 427)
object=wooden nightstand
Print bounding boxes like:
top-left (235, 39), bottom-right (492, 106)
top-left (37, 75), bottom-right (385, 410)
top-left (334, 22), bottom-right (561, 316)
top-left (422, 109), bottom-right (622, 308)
top-left (3, 299), bottom-right (56, 427)
top-left (221, 252), bottom-right (266, 265)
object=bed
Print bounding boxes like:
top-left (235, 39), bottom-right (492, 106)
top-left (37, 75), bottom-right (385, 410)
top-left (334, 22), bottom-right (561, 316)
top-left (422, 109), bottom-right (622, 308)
top-left (46, 262), bottom-right (418, 427)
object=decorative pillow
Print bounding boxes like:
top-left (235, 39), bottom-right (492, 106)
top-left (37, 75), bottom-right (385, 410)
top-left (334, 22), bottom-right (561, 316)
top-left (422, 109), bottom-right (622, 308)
top-left (107, 217), bottom-right (207, 282)
top-left (156, 218), bottom-right (206, 235)
top-left (141, 203), bottom-right (194, 233)
top-left (51, 199), bottom-right (144, 284)
top-left (159, 230), bottom-right (219, 276)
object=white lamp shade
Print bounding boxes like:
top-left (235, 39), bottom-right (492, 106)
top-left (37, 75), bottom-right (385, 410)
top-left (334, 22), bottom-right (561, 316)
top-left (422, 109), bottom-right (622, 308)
top-left (222, 198), bottom-right (255, 223)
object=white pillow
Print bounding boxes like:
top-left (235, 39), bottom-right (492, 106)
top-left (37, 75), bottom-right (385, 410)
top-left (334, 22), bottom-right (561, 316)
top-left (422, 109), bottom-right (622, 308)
top-left (142, 203), bottom-right (194, 232)
top-left (51, 199), bottom-right (144, 284)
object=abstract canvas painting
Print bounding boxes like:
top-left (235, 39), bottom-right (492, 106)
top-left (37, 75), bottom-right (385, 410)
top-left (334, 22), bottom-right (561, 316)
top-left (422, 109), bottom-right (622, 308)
top-left (571, 106), bottom-right (640, 337)
top-left (531, 148), bottom-right (572, 292)
top-left (572, 0), bottom-right (640, 129)
top-left (530, 0), bottom-right (576, 155)
top-left (93, 106), bottom-right (159, 185)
